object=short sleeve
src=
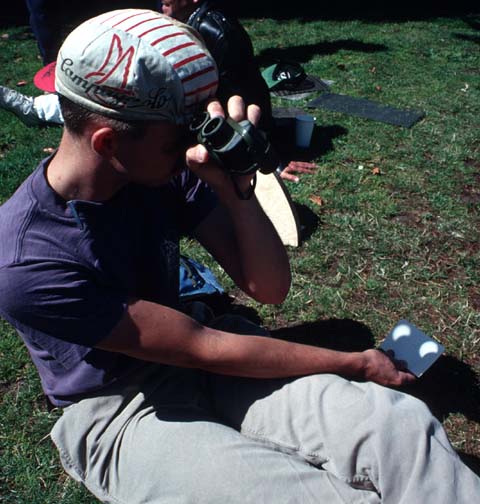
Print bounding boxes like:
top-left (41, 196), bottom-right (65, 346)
top-left (173, 170), bottom-right (218, 234)
top-left (0, 260), bottom-right (127, 350)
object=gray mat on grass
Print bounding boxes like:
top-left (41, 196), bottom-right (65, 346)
top-left (307, 93), bottom-right (425, 128)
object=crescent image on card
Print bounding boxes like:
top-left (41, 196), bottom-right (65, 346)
top-left (392, 323), bottom-right (412, 341)
top-left (380, 320), bottom-right (445, 377)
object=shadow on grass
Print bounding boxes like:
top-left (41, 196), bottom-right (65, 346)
top-left (407, 355), bottom-right (480, 423)
top-left (270, 317), bottom-right (376, 351)
top-left (404, 355), bottom-right (480, 475)
top-left (463, 16), bottom-right (480, 30)
top-left (257, 40), bottom-right (387, 68)
top-left (235, 3), bottom-right (479, 21)
top-left (301, 124), bottom-right (349, 160)
top-left (453, 33), bottom-right (480, 44)
top-left (295, 203), bottom-right (321, 243)
top-left (284, 125), bottom-right (349, 165)
top-left (459, 452), bottom-right (480, 476)
top-left (273, 116), bottom-right (349, 161)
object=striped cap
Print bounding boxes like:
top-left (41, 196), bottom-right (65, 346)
top-left (54, 9), bottom-right (219, 124)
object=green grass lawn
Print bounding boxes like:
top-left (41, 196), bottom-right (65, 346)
top-left (1, 11), bottom-right (479, 502)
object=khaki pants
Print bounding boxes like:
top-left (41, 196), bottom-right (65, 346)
top-left (51, 316), bottom-right (480, 503)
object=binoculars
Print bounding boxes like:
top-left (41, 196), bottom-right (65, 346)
top-left (190, 112), bottom-right (280, 176)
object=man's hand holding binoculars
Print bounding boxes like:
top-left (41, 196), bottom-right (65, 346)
top-left (186, 96), bottom-right (277, 201)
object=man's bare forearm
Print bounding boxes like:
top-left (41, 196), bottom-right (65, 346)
top-left (187, 97), bottom-right (291, 305)
top-left (192, 327), bottom-right (365, 379)
top-left (221, 192), bottom-right (291, 304)
top-left (98, 300), bottom-right (415, 387)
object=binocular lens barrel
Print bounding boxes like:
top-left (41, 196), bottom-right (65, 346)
top-left (189, 112), bottom-right (210, 133)
top-left (190, 113), bottom-right (235, 150)
top-left (190, 111), bottom-right (279, 176)
top-left (201, 116), bottom-right (234, 150)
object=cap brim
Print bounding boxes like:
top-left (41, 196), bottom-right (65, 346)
top-left (33, 62), bottom-right (56, 93)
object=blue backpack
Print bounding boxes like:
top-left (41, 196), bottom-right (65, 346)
top-left (179, 255), bottom-right (224, 300)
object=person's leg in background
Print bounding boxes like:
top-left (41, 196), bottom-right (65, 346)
top-left (25, 1), bottom-right (129, 65)
top-left (25, 0), bottom-right (64, 64)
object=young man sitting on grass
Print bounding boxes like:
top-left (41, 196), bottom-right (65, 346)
top-left (0, 8), bottom-right (479, 504)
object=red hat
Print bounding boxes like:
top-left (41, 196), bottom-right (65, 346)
top-left (33, 61), bottom-right (56, 93)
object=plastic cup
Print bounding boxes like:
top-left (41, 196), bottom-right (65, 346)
top-left (295, 114), bottom-right (315, 148)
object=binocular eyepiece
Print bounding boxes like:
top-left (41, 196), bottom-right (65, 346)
top-left (190, 112), bottom-right (279, 176)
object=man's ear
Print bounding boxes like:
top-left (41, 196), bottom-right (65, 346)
top-left (91, 127), bottom-right (118, 160)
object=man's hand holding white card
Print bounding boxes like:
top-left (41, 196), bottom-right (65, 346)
top-left (380, 320), bottom-right (445, 377)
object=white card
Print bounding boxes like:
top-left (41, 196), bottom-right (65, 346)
top-left (380, 320), bottom-right (445, 377)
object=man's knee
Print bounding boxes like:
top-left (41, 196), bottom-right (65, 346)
top-left (371, 385), bottom-right (440, 437)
